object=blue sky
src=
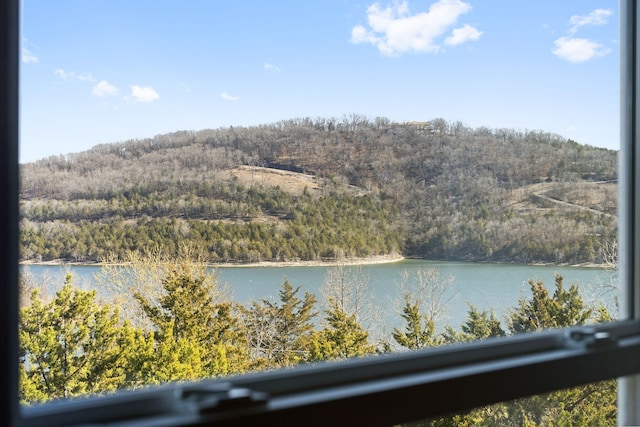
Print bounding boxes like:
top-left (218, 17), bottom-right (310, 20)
top-left (20, 0), bottom-right (619, 163)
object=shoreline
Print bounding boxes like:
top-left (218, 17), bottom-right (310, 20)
top-left (19, 253), bottom-right (407, 269)
top-left (210, 254), bottom-right (406, 268)
top-left (18, 254), bottom-right (613, 270)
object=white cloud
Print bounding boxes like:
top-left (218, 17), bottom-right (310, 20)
top-left (55, 68), bottom-right (96, 83)
top-left (552, 8), bottom-right (613, 63)
top-left (444, 24), bottom-right (482, 46)
top-left (350, 0), bottom-right (480, 56)
top-left (569, 9), bottom-right (613, 35)
top-left (22, 47), bottom-right (38, 64)
top-left (77, 73), bottom-right (96, 82)
top-left (552, 37), bottom-right (610, 63)
top-left (54, 68), bottom-right (159, 102)
top-left (54, 68), bottom-right (72, 80)
top-left (264, 63), bottom-right (281, 72)
top-left (92, 80), bottom-right (119, 97)
top-left (130, 85), bottom-right (160, 103)
top-left (221, 92), bottom-right (240, 101)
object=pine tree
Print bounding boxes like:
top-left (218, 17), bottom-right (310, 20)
top-left (310, 298), bottom-right (374, 361)
top-left (134, 263), bottom-right (249, 378)
top-left (425, 276), bottom-right (615, 427)
top-left (443, 304), bottom-right (505, 344)
top-left (19, 274), bottom-right (147, 403)
top-left (508, 274), bottom-right (592, 333)
top-left (392, 296), bottom-right (440, 350)
top-left (243, 278), bottom-right (317, 367)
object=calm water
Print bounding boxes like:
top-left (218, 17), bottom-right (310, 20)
top-left (20, 260), bottom-right (618, 332)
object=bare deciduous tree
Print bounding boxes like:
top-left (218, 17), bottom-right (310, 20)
top-left (395, 267), bottom-right (456, 326)
top-left (321, 265), bottom-right (381, 334)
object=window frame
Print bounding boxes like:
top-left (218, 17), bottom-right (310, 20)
top-left (4, 1), bottom-right (640, 426)
top-left (1, 0), bottom-right (20, 426)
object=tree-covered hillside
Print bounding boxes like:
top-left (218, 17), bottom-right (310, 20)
top-left (19, 116), bottom-right (617, 264)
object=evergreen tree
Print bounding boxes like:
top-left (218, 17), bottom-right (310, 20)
top-left (134, 264), bottom-right (216, 344)
top-left (310, 298), bottom-right (374, 361)
top-left (210, 302), bottom-right (250, 375)
top-left (19, 274), bottom-right (147, 403)
top-left (508, 274), bottom-right (592, 333)
top-left (421, 276), bottom-right (615, 427)
top-left (134, 263), bottom-right (249, 378)
top-left (443, 304), bottom-right (505, 344)
top-left (146, 320), bottom-right (207, 383)
top-left (392, 296), bottom-right (440, 350)
top-left (243, 278), bottom-right (317, 367)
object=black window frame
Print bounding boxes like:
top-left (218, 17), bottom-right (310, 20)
top-left (3, 1), bottom-right (640, 426)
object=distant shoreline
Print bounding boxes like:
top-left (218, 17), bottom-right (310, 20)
top-left (19, 253), bottom-right (407, 268)
top-left (19, 254), bottom-right (614, 270)
top-left (212, 254), bottom-right (406, 268)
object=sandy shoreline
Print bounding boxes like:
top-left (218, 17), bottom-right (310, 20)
top-left (19, 254), bottom-right (612, 269)
top-left (20, 254), bottom-right (407, 268)
top-left (213, 254), bottom-right (406, 268)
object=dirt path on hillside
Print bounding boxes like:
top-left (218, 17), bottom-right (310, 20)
top-left (530, 192), bottom-right (614, 217)
top-left (507, 181), bottom-right (616, 218)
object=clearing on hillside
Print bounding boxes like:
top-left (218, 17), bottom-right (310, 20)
top-left (220, 166), bottom-right (367, 197)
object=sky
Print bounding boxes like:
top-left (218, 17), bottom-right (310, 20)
top-left (20, 0), bottom-right (619, 163)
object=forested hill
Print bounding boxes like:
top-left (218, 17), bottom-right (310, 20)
top-left (19, 116), bottom-right (618, 265)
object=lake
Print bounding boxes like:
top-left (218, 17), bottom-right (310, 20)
top-left (20, 260), bottom-right (618, 334)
